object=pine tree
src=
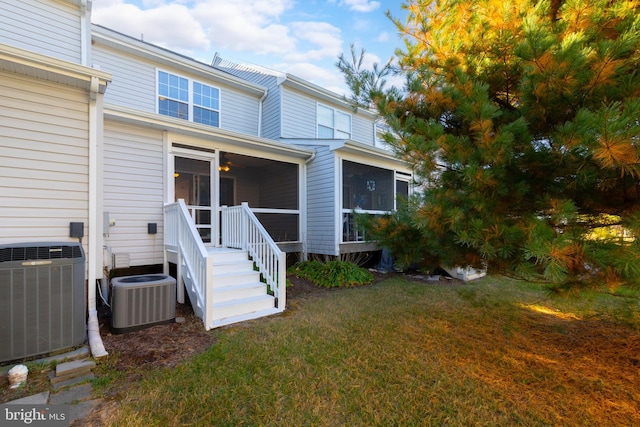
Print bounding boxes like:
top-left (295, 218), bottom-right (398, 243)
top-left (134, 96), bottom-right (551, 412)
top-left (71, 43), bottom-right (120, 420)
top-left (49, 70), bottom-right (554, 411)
top-left (368, 0), bottom-right (640, 288)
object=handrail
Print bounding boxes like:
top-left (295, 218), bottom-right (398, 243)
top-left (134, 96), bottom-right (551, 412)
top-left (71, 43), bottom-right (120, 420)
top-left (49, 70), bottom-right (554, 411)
top-left (221, 202), bottom-right (286, 311)
top-left (164, 199), bottom-right (213, 329)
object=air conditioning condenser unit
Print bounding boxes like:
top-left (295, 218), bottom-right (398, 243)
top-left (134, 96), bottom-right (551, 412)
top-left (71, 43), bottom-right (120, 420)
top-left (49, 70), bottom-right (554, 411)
top-left (110, 274), bottom-right (176, 334)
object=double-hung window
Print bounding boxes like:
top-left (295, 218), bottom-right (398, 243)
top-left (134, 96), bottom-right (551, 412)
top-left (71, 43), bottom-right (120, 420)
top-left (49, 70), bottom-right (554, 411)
top-left (317, 104), bottom-right (351, 139)
top-left (193, 82), bottom-right (220, 126)
top-left (158, 70), bottom-right (220, 127)
top-left (158, 71), bottom-right (189, 120)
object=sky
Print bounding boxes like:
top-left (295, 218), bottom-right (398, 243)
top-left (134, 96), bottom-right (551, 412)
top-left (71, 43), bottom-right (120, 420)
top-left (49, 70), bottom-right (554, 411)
top-left (91, 0), bottom-right (408, 96)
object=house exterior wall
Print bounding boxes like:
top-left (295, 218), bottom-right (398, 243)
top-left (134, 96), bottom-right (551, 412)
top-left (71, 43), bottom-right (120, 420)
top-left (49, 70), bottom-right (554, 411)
top-left (0, 71), bottom-right (89, 245)
top-left (0, 0), bottom-right (82, 64)
top-left (92, 42), bottom-right (262, 136)
top-left (352, 114), bottom-right (375, 146)
top-left (91, 45), bottom-right (156, 113)
top-left (261, 85), bottom-right (282, 139)
top-left (103, 121), bottom-right (165, 267)
top-left (280, 86), bottom-right (375, 145)
top-left (306, 146), bottom-right (338, 256)
top-left (281, 87), bottom-right (317, 139)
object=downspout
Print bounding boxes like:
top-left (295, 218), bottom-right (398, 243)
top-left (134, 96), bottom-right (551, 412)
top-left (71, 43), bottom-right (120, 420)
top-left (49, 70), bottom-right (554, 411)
top-left (257, 89), bottom-right (268, 137)
top-left (88, 76), bottom-right (108, 358)
top-left (300, 151), bottom-right (316, 260)
top-left (79, 0), bottom-right (89, 67)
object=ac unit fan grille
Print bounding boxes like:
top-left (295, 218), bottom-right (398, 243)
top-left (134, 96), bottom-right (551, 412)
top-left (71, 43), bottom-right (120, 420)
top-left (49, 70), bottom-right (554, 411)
top-left (0, 245), bottom-right (83, 263)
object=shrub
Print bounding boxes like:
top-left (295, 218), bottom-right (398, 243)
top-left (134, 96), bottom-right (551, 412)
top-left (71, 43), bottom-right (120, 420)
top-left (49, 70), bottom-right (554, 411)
top-left (288, 260), bottom-right (374, 288)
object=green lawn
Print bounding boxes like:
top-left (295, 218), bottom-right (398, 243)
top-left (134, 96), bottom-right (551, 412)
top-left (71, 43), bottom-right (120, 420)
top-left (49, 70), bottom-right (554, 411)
top-left (99, 276), bottom-right (640, 426)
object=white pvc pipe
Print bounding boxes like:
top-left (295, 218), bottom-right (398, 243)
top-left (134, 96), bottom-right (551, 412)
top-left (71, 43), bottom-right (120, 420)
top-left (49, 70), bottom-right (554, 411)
top-left (87, 309), bottom-right (108, 358)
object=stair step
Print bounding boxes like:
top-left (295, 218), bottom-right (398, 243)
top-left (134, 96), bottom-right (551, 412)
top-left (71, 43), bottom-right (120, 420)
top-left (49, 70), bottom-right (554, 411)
top-left (212, 260), bottom-right (254, 274)
top-left (212, 270), bottom-right (261, 287)
top-left (208, 248), bottom-right (249, 263)
top-left (212, 294), bottom-right (275, 321)
top-left (212, 282), bottom-right (267, 302)
top-left (209, 307), bottom-right (282, 329)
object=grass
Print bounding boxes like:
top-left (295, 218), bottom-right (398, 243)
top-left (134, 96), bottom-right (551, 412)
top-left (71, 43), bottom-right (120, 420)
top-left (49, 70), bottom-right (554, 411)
top-left (99, 276), bottom-right (639, 426)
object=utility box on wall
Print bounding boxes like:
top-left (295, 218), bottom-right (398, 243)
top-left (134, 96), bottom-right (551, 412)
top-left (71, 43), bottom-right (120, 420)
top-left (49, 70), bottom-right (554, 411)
top-left (0, 242), bottom-right (86, 363)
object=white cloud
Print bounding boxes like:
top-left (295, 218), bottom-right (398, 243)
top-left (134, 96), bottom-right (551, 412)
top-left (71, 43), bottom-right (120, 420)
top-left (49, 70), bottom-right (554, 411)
top-left (92, 0), bottom-right (304, 59)
top-left (191, 0), bottom-right (297, 56)
top-left (284, 22), bottom-right (343, 62)
top-left (92, 1), bottom-right (210, 53)
top-left (340, 0), bottom-right (380, 13)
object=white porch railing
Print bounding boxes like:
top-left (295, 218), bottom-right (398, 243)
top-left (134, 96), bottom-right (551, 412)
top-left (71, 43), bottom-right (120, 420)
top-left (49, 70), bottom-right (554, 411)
top-left (164, 199), bottom-right (214, 329)
top-left (221, 202), bottom-right (286, 311)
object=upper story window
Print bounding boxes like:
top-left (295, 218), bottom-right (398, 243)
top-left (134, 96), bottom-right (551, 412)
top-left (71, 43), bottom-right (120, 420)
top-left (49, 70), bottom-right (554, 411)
top-left (158, 70), bottom-right (220, 127)
top-left (317, 104), bottom-right (351, 139)
top-left (194, 82), bottom-right (220, 127)
top-left (158, 71), bottom-right (188, 119)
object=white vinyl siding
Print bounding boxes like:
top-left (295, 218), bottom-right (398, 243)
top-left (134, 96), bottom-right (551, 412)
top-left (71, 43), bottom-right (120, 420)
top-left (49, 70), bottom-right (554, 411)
top-left (281, 88), bottom-right (316, 138)
top-left (219, 89), bottom-right (260, 136)
top-left (91, 45), bottom-right (157, 112)
top-left (103, 122), bottom-right (165, 267)
top-left (0, 71), bottom-right (89, 243)
top-left (0, 0), bottom-right (82, 64)
top-left (352, 114), bottom-right (376, 145)
top-left (260, 86), bottom-right (282, 139)
top-left (306, 146), bottom-right (338, 255)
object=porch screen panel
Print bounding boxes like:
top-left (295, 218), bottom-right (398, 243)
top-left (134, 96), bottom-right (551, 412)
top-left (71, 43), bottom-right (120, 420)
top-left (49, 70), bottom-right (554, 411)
top-left (342, 161), bottom-right (393, 211)
top-left (255, 213), bottom-right (299, 242)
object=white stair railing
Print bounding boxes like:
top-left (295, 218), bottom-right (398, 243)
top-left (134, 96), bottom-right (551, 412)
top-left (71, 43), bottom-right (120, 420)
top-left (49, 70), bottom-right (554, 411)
top-left (164, 199), bottom-right (214, 329)
top-left (221, 202), bottom-right (286, 311)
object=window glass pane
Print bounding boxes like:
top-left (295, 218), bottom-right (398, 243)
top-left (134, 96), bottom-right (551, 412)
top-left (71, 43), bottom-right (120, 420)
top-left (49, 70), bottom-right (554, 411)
top-left (396, 180), bottom-right (409, 199)
top-left (317, 105), bottom-right (333, 127)
top-left (159, 72), bottom-right (188, 102)
top-left (159, 98), bottom-right (188, 120)
top-left (159, 71), bottom-right (168, 85)
top-left (194, 106), bottom-right (219, 127)
top-left (335, 111), bottom-right (351, 135)
top-left (318, 125), bottom-right (334, 138)
top-left (335, 130), bottom-right (351, 139)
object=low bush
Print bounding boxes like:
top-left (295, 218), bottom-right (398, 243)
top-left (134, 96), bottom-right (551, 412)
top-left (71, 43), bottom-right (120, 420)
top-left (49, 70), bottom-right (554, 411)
top-left (288, 260), bottom-right (374, 288)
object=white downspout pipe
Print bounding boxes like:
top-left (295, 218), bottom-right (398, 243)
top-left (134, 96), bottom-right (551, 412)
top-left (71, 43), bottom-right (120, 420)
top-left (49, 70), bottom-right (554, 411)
top-left (88, 76), bottom-right (108, 358)
top-left (257, 89), bottom-right (268, 137)
top-left (79, 0), bottom-right (89, 67)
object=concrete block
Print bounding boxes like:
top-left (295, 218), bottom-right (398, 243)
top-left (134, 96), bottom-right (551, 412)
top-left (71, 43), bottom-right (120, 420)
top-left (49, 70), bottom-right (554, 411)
top-left (55, 360), bottom-right (95, 377)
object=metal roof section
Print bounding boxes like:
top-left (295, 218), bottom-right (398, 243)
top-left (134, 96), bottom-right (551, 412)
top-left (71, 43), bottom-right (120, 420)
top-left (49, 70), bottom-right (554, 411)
top-left (212, 55), bottom-right (378, 119)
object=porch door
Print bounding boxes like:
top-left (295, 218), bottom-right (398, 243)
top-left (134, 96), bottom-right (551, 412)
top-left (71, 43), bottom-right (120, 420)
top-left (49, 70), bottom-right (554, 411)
top-left (174, 156), bottom-right (214, 243)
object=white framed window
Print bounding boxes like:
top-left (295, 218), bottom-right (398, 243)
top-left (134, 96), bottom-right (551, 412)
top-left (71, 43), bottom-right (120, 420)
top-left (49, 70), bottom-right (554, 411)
top-left (158, 71), bottom-right (189, 120)
top-left (317, 104), bottom-right (351, 139)
top-left (158, 70), bottom-right (220, 127)
top-left (193, 82), bottom-right (220, 127)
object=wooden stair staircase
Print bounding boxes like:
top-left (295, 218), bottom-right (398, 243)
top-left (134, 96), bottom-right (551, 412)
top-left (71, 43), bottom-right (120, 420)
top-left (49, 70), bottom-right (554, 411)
top-left (208, 247), bottom-right (280, 328)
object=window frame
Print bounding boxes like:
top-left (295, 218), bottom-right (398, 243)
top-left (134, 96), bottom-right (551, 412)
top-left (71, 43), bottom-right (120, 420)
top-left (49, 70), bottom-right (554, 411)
top-left (317, 103), bottom-right (351, 139)
top-left (157, 69), bottom-right (221, 127)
